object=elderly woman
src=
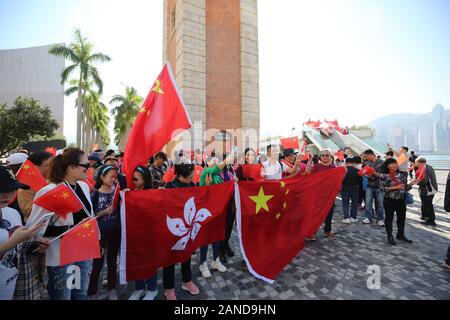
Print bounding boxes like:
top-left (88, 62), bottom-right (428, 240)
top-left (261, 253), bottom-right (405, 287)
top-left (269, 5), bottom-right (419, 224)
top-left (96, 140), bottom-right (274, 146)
top-left (376, 158), bottom-right (417, 245)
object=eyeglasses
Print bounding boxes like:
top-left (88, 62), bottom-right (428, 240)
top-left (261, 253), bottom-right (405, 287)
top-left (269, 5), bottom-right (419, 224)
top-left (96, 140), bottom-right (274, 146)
top-left (77, 163), bottom-right (90, 169)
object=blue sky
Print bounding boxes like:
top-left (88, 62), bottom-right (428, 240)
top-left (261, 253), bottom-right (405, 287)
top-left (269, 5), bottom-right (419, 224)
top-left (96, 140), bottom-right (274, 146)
top-left (1, 0), bottom-right (450, 143)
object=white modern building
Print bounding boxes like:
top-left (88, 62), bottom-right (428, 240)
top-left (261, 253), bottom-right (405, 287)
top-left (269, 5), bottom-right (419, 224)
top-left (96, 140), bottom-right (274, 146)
top-left (0, 44), bottom-right (65, 135)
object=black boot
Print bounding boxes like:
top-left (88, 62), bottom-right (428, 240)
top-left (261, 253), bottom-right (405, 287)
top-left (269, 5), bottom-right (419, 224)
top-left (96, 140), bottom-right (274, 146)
top-left (397, 235), bottom-right (413, 244)
top-left (388, 236), bottom-right (396, 246)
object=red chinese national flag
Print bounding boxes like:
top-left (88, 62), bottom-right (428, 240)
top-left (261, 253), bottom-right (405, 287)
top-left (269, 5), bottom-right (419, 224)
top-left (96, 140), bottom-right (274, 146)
top-left (45, 147), bottom-right (57, 157)
top-left (242, 164), bottom-right (262, 181)
top-left (60, 218), bottom-right (101, 266)
top-left (358, 166), bottom-right (375, 177)
top-left (416, 166), bottom-right (426, 180)
top-left (112, 184), bottom-right (121, 210)
top-left (16, 160), bottom-right (48, 192)
top-left (280, 136), bottom-right (300, 150)
top-left (33, 185), bottom-right (83, 220)
top-left (193, 165), bottom-right (203, 184)
top-left (120, 181), bottom-right (234, 283)
top-left (122, 63), bottom-right (192, 188)
top-left (162, 167), bottom-right (176, 183)
top-left (235, 167), bottom-right (346, 283)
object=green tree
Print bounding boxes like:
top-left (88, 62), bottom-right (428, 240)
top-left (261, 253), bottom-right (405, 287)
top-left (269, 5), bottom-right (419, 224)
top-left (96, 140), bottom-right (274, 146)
top-left (110, 86), bottom-right (143, 148)
top-left (0, 97), bottom-right (59, 157)
top-left (49, 29), bottom-right (111, 149)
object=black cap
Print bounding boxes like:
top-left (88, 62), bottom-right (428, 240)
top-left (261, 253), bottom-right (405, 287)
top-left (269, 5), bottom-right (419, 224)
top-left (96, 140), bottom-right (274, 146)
top-left (283, 149), bottom-right (297, 157)
top-left (0, 166), bottom-right (30, 193)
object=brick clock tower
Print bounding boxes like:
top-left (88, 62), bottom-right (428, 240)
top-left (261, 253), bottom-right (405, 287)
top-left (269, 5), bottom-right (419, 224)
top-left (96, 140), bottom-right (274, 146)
top-left (163, 0), bottom-right (260, 156)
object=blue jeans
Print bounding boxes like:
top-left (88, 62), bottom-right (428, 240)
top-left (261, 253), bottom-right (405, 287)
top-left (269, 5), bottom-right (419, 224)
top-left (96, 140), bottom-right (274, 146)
top-left (135, 275), bottom-right (157, 291)
top-left (47, 260), bottom-right (92, 300)
top-left (365, 186), bottom-right (385, 221)
top-left (342, 189), bottom-right (359, 219)
top-left (200, 241), bottom-right (221, 264)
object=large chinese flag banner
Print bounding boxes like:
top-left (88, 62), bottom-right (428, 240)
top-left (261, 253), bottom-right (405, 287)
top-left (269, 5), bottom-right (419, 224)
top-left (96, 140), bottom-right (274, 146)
top-left (120, 181), bottom-right (234, 283)
top-left (235, 167), bottom-right (346, 283)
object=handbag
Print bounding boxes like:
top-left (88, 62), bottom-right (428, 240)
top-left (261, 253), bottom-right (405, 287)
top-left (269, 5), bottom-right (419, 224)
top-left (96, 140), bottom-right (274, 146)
top-left (405, 192), bottom-right (414, 205)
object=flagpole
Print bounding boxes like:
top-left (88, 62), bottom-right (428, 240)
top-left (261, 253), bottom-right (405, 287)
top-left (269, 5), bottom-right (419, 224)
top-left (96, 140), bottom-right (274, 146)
top-left (63, 181), bottom-right (93, 218)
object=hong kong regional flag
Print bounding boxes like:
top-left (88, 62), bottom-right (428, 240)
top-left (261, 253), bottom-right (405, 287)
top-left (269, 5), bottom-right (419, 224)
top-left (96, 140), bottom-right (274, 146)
top-left (235, 167), bottom-right (346, 283)
top-left (120, 181), bottom-right (234, 283)
top-left (122, 63), bottom-right (192, 188)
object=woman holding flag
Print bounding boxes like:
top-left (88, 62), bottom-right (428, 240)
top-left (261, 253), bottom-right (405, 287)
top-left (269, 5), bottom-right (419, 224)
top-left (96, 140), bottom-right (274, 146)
top-left (26, 148), bottom-right (95, 300)
top-left (88, 165), bottom-right (121, 300)
top-left (127, 166), bottom-right (159, 301)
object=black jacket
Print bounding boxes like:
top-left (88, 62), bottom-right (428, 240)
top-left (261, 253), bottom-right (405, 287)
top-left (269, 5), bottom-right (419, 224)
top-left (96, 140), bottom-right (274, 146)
top-left (445, 172), bottom-right (450, 212)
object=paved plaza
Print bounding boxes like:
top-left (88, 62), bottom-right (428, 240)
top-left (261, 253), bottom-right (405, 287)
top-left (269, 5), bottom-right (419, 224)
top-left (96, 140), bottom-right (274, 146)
top-left (98, 171), bottom-right (450, 300)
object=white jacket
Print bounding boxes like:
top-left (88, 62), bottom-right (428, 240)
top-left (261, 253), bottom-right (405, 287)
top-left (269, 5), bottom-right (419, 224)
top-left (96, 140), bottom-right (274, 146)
top-left (26, 181), bottom-right (95, 267)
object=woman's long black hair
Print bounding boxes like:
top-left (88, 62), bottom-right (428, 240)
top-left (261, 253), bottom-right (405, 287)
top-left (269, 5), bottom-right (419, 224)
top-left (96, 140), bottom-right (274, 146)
top-left (134, 166), bottom-right (153, 190)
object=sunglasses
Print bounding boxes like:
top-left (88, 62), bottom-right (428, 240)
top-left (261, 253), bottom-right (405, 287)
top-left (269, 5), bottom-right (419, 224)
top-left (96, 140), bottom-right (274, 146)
top-left (77, 163), bottom-right (91, 169)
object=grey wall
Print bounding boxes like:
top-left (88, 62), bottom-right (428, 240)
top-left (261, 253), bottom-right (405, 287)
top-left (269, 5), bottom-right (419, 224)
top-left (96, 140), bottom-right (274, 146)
top-left (0, 44), bottom-right (65, 135)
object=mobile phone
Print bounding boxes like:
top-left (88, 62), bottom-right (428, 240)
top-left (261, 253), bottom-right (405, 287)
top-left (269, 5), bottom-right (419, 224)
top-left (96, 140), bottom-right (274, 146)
top-left (29, 213), bottom-right (55, 237)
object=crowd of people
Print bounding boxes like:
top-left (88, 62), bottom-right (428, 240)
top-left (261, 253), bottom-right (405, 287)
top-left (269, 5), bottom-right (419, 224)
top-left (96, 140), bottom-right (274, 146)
top-left (1, 144), bottom-right (449, 301)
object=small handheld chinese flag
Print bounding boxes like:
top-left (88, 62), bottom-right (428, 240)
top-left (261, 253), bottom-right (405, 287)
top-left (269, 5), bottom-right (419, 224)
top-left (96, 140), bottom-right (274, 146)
top-left (242, 164), bottom-right (262, 181)
top-left (358, 166), bottom-right (375, 177)
top-left (16, 160), bottom-right (48, 192)
top-left (416, 166), bottom-right (426, 180)
top-left (193, 165), bottom-right (204, 184)
top-left (60, 218), bottom-right (101, 266)
top-left (45, 147), bottom-right (57, 157)
top-left (33, 185), bottom-right (83, 220)
top-left (112, 184), bottom-right (121, 210)
top-left (163, 167), bottom-right (176, 183)
top-left (280, 136), bottom-right (300, 150)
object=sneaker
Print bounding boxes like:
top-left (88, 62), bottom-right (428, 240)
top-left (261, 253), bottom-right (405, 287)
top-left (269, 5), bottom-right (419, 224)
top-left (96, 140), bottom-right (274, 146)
top-left (165, 289), bottom-right (177, 300)
top-left (199, 261), bottom-right (212, 278)
top-left (324, 232), bottom-right (336, 239)
top-left (128, 290), bottom-right (145, 300)
top-left (342, 218), bottom-right (351, 224)
top-left (350, 218), bottom-right (358, 223)
top-left (107, 289), bottom-right (119, 300)
top-left (102, 279), bottom-right (108, 287)
top-left (143, 290), bottom-right (158, 300)
top-left (362, 218), bottom-right (372, 224)
top-left (181, 281), bottom-right (200, 295)
top-left (305, 235), bottom-right (317, 241)
top-left (377, 220), bottom-right (385, 227)
top-left (211, 258), bottom-right (227, 273)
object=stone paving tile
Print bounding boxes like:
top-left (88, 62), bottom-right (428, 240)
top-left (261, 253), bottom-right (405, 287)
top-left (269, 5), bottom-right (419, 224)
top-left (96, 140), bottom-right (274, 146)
top-left (95, 172), bottom-right (450, 300)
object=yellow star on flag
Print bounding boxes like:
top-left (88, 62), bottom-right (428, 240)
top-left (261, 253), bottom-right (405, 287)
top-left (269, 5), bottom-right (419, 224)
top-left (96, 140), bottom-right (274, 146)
top-left (82, 222), bottom-right (91, 229)
top-left (139, 107), bottom-right (146, 113)
top-left (61, 191), bottom-right (70, 199)
top-left (23, 164), bottom-right (30, 170)
top-left (283, 202), bottom-right (287, 209)
top-left (280, 181), bottom-right (286, 189)
top-left (151, 80), bottom-right (165, 95)
top-left (275, 213), bottom-right (282, 220)
top-left (249, 187), bottom-right (274, 214)
top-left (285, 189), bottom-right (290, 196)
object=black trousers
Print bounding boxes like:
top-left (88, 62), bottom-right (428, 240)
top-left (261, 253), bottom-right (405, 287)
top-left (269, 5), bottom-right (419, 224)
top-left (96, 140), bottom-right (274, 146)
top-left (221, 200), bottom-right (236, 252)
top-left (420, 195), bottom-right (436, 222)
top-left (163, 258), bottom-right (192, 289)
top-left (88, 230), bottom-right (121, 296)
top-left (384, 198), bottom-right (406, 238)
top-left (324, 204), bottom-right (334, 233)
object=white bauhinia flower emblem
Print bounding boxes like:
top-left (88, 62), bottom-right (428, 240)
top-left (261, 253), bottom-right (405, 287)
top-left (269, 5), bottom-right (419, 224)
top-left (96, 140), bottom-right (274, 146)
top-left (167, 197), bottom-right (212, 251)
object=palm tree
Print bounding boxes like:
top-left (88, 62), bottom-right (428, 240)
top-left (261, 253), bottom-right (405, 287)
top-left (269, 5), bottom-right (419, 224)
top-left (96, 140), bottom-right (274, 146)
top-left (110, 86), bottom-right (143, 150)
top-left (86, 91), bottom-right (110, 148)
top-left (49, 29), bottom-right (111, 149)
